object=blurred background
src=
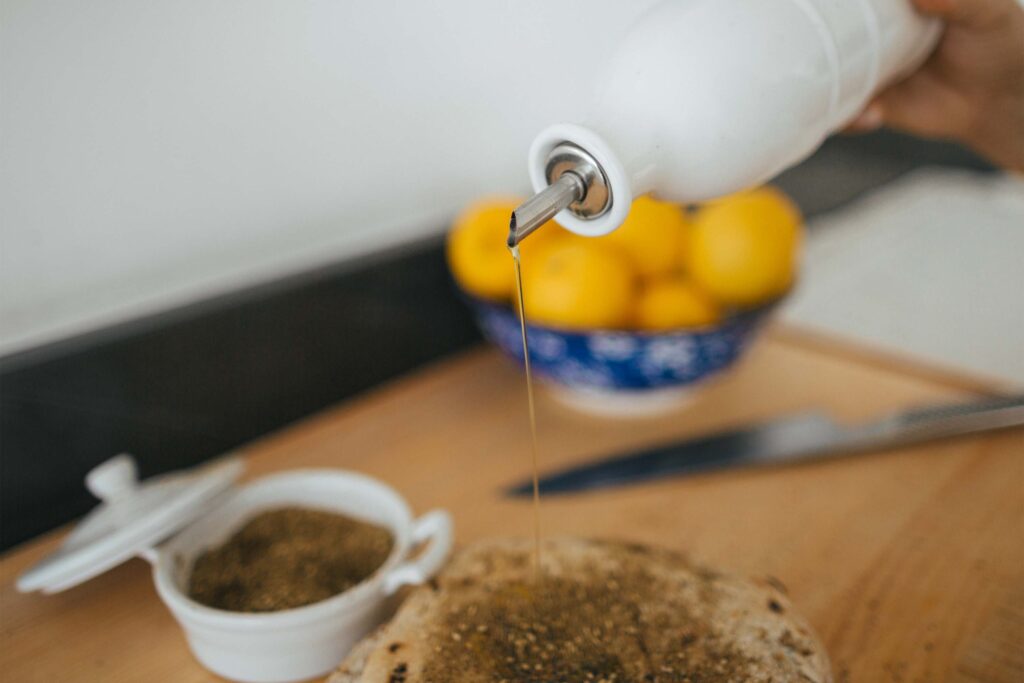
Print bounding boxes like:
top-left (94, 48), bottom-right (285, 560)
top-left (1, 0), bottom-right (1020, 550)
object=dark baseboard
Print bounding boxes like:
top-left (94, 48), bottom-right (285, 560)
top-left (0, 237), bottom-right (481, 550)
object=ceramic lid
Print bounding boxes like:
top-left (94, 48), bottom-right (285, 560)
top-left (17, 453), bottom-right (243, 594)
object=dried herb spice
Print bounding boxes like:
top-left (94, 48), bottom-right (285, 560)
top-left (422, 562), bottom-right (752, 682)
top-left (188, 507), bottom-right (393, 612)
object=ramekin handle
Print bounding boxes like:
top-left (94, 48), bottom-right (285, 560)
top-left (382, 510), bottom-right (453, 595)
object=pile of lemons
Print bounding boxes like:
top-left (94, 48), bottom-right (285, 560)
top-left (447, 187), bottom-right (802, 331)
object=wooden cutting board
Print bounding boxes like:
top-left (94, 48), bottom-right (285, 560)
top-left (1, 326), bottom-right (1021, 682)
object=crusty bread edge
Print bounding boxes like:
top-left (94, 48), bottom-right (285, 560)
top-left (328, 627), bottom-right (386, 683)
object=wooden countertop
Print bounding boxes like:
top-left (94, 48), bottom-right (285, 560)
top-left (2, 327), bottom-right (1022, 682)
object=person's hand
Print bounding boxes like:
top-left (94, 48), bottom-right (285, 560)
top-left (849, 0), bottom-right (1024, 171)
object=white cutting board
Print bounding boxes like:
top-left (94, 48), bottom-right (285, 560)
top-left (782, 168), bottom-right (1024, 386)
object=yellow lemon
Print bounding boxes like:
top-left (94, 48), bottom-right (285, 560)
top-left (636, 277), bottom-right (722, 330)
top-left (597, 195), bottom-right (690, 279)
top-left (446, 197), bottom-right (519, 300)
top-left (447, 198), bottom-right (568, 301)
top-left (516, 222), bottom-right (573, 283)
top-left (522, 241), bottom-right (636, 329)
top-left (687, 186), bottom-right (801, 308)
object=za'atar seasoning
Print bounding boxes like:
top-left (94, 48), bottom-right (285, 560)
top-left (187, 507), bottom-right (393, 612)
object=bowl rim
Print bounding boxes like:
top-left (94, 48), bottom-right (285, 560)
top-left (457, 283), bottom-right (788, 337)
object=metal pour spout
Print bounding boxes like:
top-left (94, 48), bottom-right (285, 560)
top-left (507, 143), bottom-right (613, 248)
top-left (507, 174), bottom-right (584, 247)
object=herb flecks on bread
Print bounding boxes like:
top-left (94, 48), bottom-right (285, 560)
top-left (331, 538), bottom-right (831, 683)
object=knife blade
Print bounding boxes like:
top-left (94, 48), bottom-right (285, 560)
top-left (507, 394), bottom-right (1024, 496)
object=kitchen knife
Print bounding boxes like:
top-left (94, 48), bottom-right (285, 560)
top-left (507, 394), bottom-right (1024, 496)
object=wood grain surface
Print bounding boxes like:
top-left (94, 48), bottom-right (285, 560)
top-left (2, 327), bottom-right (1022, 682)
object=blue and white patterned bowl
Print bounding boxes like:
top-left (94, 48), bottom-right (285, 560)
top-left (465, 293), bottom-right (778, 416)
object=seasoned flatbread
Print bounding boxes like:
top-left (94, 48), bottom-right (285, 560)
top-left (331, 538), bottom-right (831, 682)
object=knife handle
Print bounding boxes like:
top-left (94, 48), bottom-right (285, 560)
top-left (855, 393), bottom-right (1024, 449)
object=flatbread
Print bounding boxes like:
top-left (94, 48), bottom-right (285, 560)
top-left (331, 537), bottom-right (831, 682)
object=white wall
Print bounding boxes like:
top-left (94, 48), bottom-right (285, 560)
top-left (1, 0), bottom-right (657, 356)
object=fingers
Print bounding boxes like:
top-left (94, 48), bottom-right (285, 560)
top-left (845, 103), bottom-right (885, 133)
top-left (872, 70), bottom-right (972, 137)
top-left (845, 69), bottom-right (970, 139)
top-left (911, 0), bottom-right (1016, 28)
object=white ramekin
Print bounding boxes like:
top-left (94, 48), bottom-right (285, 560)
top-left (148, 469), bottom-right (452, 683)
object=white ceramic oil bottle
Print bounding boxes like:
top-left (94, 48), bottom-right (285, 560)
top-left (508, 0), bottom-right (941, 245)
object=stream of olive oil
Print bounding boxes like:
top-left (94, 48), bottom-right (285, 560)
top-left (510, 245), bottom-right (542, 582)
